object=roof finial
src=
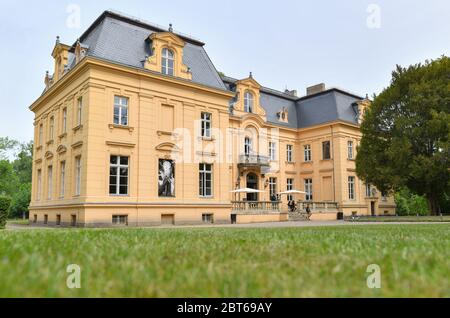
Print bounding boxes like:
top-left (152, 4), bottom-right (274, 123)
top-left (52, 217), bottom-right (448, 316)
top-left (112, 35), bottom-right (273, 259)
top-left (249, 71), bottom-right (253, 78)
top-left (365, 93), bottom-right (369, 99)
top-left (56, 35), bottom-right (60, 44)
top-left (169, 23), bottom-right (173, 32)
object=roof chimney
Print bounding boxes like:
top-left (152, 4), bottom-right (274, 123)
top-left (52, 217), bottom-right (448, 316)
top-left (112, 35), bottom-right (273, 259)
top-left (284, 89), bottom-right (297, 97)
top-left (306, 83), bottom-right (326, 96)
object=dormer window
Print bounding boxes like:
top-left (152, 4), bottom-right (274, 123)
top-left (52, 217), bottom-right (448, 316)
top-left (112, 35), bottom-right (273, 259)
top-left (161, 48), bottom-right (174, 76)
top-left (244, 91), bottom-right (253, 113)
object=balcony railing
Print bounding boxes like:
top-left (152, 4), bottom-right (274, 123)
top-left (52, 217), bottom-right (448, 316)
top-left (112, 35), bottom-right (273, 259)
top-left (296, 201), bottom-right (339, 212)
top-left (232, 201), bottom-right (281, 214)
top-left (238, 154), bottom-right (270, 167)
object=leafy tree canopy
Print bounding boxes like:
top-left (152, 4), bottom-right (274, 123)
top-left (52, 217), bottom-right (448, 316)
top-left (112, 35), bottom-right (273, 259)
top-left (356, 56), bottom-right (450, 215)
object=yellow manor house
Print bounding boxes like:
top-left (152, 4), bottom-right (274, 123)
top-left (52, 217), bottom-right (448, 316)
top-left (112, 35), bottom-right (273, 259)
top-left (29, 11), bottom-right (395, 227)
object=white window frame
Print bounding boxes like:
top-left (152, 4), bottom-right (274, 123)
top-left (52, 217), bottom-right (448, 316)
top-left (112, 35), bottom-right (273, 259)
top-left (348, 140), bottom-right (354, 159)
top-left (47, 165), bottom-right (53, 200)
top-left (269, 142), bottom-right (276, 161)
top-left (75, 156), bottom-right (81, 196)
top-left (304, 178), bottom-right (313, 201)
top-left (199, 163), bottom-right (213, 197)
top-left (244, 137), bottom-right (252, 156)
top-left (201, 112), bottom-right (212, 138)
top-left (287, 144), bottom-right (293, 162)
top-left (109, 155), bottom-right (129, 196)
top-left (37, 169), bottom-right (42, 200)
top-left (113, 96), bottom-right (129, 126)
top-left (304, 144), bottom-right (312, 162)
top-left (62, 108), bottom-right (67, 133)
top-left (77, 97), bottom-right (83, 126)
top-left (365, 183), bottom-right (372, 197)
top-left (112, 215), bottom-right (128, 225)
top-left (38, 124), bottom-right (43, 146)
top-left (269, 177), bottom-right (277, 197)
top-left (161, 48), bottom-right (174, 76)
top-left (348, 176), bottom-right (355, 200)
top-left (60, 161), bottom-right (65, 198)
top-left (244, 91), bottom-right (253, 113)
top-left (49, 116), bottom-right (54, 140)
top-left (287, 178), bottom-right (294, 201)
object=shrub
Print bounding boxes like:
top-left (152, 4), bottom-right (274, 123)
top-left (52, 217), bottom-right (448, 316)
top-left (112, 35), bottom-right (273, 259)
top-left (0, 196), bottom-right (11, 229)
top-left (8, 183), bottom-right (31, 219)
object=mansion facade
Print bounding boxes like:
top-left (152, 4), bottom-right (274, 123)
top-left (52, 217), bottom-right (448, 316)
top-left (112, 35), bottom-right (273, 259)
top-left (29, 11), bottom-right (395, 227)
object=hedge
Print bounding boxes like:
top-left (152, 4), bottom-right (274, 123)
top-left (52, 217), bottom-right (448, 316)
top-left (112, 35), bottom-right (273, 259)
top-left (0, 196), bottom-right (11, 229)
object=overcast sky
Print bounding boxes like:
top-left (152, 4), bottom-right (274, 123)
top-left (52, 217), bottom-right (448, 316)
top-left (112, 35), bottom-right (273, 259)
top-left (1, 0), bottom-right (449, 143)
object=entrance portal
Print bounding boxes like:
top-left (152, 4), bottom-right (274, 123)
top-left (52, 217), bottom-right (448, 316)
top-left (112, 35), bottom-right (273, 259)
top-left (246, 173), bottom-right (258, 201)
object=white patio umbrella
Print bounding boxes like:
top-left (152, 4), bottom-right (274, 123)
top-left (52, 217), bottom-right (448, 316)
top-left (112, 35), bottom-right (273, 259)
top-left (278, 190), bottom-right (307, 195)
top-left (230, 188), bottom-right (265, 201)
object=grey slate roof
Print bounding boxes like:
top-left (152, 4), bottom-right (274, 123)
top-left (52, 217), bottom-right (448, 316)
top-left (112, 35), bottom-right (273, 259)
top-left (72, 11), bottom-right (226, 90)
top-left (64, 10), bottom-right (363, 130)
top-left (222, 75), bottom-right (362, 129)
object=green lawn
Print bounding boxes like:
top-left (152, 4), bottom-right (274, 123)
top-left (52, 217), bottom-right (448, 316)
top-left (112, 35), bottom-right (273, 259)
top-left (347, 215), bottom-right (450, 222)
top-left (6, 219), bottom-right (29, 225)
top-left (0, 224), bottom-right (449, 297)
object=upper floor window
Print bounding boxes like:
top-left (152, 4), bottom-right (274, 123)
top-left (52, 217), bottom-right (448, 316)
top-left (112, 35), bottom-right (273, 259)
top-left (62, 108), bottom-right (67, 133)
top-left (49, 116), bottom-right (55, 140)
top-left (244, 91), bottom-right (254, 113)
top-left (161, 48), bottom-right (174, 76)
top-left (322, 141), bottom-right (331, 160)
top-left (38, 124), bottom-right (43, 146)
top-left (244, 137), bottom-right (252, 156)
top-left (114, 96), bottom-right (129, 126)
top-left (286, 144), bottom-right (293, 162)
top-left (199, 163), bottom-right (213, 197)
top-left (37, 169), bottom-right (42, 200)
top-left (201, 112), bottom-right (211, 138)
top-left (77, 97), bottom-right (83, 126)
top-left (269, 177), bottom-right (277, 197)
top-left (109, 155), bottom-right (129, 195)
top-left (304, 144), bottom-right (312, 162)
top-left (269, 142), bottom-right (276, 161)
top-left (47, 165), bottom-right (53, 200)
top-left (60, 161), bottom-right (66, 198)
top-left (348, 140), bottom-right (354, 159)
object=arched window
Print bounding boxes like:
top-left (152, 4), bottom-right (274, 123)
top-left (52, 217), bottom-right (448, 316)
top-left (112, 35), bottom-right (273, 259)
top-left (244, 137), bottom-right (252, 156)
top-left (161, 48), bottom-right (174, 76)
top-left (244, 91), bottom-right (253, 113)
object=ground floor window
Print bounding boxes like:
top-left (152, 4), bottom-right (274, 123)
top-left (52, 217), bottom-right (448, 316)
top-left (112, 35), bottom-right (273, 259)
top-left (304, 178), bottom-right (313, 201)
top-left (44, 214), bottom-right (48, 224)
top-left (109, 156), bottom-right (129, 195)
top-left (199, 163), bottom-right (213, 197)
top-left (286, 178), bottom-right (294, 201)
top-left (348, 176), bottom-right (355, 200)
top-left (112, 215), bottom-right (128, 226)
top-left (202, 213), bottom-right (214, 224)
top-left (269, 177), bottom-right (277, 198)
top-left (33, 214), bottom-right (37, 223)
top-left (56, 214), bottom-right (61, 226)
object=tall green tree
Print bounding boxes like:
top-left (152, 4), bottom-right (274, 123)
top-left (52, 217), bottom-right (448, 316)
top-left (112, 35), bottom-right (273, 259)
top-left (356, 56), bottom-right (450, 215)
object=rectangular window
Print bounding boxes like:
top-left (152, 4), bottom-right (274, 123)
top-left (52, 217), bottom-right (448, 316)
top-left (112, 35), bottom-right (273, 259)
top-left (269, 177), bottom-right (277, 197)
top-left (47, 166), bottom-right (53, 200)
top-left (269, 142), bottom-right (276, 161)
top-left (71, 215), bottom-right (76, 227)
top-left (287, 178), bottom-right (294, 201)
top-left (201, 112), bottom-right (211, 138)
top-left (49, 116), bottom-right (54, 140)
top-left (304, 178), bottom-right (313, 201)
top-left (109, 156), bottom-right (129, 195)
top-left (77, 96), bottom-right (83, 126)
top-left (113, 96), bottom-right (129, 126)
top-left (322, 141), bottom-right (331, 160)
top-left (33, 214), bottom-right (37, 223)
top-left (38, 124), bottom-right (43, 146)
top-left (75, 156), bottom-right (81, 196)
top-left (286, 144), bottom-right (293, 162)
top-left (348, 176), bottom-right (355, 200)
top-left (365, 183), bottom-right (372, 197)
top-left (60, 161), bottom-right (66, 198)
top-left (62, 108), bottom-right (67, 133)
top-left (304, 144), bottom-right (312, 162)
top-left (44, 214), bottom-right (48, 225)
top-left (348, 140), bottom-right (354, 159)
top-left (199, 163), bottom-right (213, 197)
top-left (56, 214), bottom-right (61, 226)
top-left (37, 169), bottom-right (42, 200)
top-left (112, 215), bottom-right (128, 225)
top-left (202, 213), bottom-right (214, 224)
